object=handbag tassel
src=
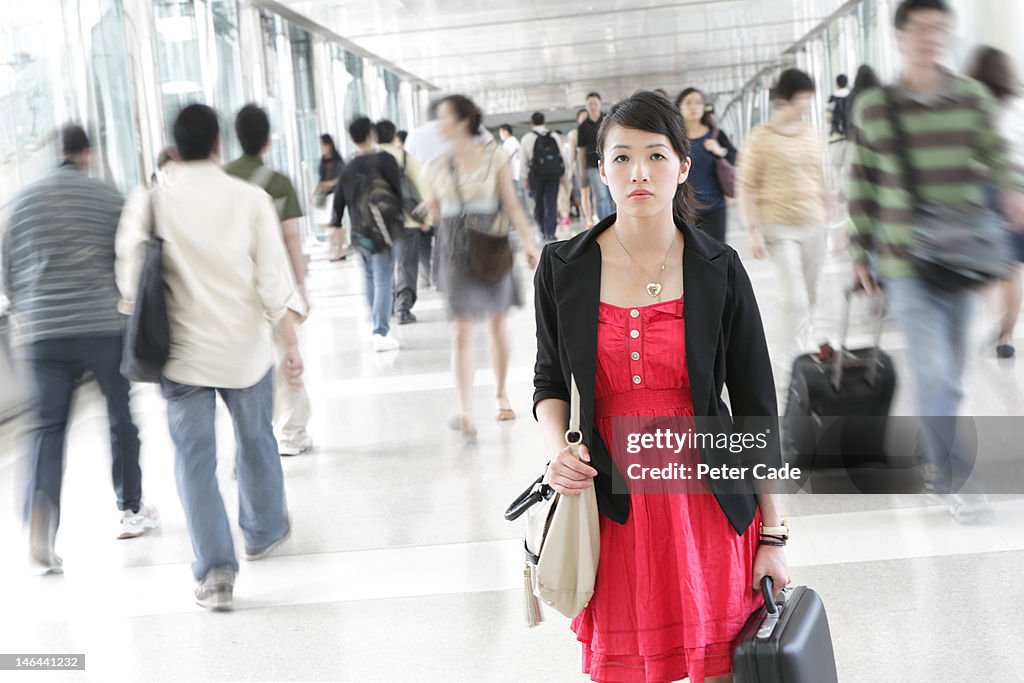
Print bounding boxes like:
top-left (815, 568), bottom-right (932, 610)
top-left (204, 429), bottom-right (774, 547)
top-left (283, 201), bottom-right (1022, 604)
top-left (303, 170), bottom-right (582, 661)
top-left (524, 564), bottom-right (543, 627)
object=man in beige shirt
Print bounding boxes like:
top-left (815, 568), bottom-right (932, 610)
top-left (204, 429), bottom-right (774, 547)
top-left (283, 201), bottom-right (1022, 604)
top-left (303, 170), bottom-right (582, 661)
top-left (377, 119), bottom-right (431, 324)
top-left (116, 104), bottom-right (305, 611)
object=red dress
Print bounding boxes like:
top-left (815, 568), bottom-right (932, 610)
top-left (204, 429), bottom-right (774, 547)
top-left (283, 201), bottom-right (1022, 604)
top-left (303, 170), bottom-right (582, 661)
top-left (571, 296), bottom-right (763, 683)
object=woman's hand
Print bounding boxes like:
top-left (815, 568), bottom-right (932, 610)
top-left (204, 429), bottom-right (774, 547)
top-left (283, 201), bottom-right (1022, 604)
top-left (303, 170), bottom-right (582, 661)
top-left (548, 443), bottom-right (597, 495)
top-left (523, 242), bottom-right (540, 270)
top-left (748, 228), bottom-right (767, 260)
top-left (704, 137), bottom-right (725, 158)
top-left (752, 545), bottom-right (791, 594)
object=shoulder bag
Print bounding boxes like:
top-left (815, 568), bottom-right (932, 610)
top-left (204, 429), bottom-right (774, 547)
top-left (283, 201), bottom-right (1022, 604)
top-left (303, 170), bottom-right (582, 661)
top-left (883, 87), bottom-right (1013, 290)
top-left (448, 149), bottom-right (513, 283)
top-left (711, 128), bottom-right (737, 198)
top-left (503, 374), bottom-right (600, 626)
top-left (121, 193), bottom-right (170, 383)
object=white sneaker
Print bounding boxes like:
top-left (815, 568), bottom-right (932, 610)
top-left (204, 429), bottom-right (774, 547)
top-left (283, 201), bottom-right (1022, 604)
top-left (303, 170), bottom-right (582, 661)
top-left (371, 333), bottom-right (400, 352)
top-left (118, 505), bottom-right (161, 539)
top-left (279, 438), bottom-right (313, 457)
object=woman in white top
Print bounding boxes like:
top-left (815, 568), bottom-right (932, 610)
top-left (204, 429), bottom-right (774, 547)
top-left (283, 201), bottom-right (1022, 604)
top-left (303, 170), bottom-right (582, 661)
top-left (969, 46), bottom-right (1024, 358)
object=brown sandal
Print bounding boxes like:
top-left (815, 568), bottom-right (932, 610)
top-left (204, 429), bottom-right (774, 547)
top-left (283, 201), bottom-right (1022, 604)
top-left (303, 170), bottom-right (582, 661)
top-left (496, 408), bottom-right (517, 422)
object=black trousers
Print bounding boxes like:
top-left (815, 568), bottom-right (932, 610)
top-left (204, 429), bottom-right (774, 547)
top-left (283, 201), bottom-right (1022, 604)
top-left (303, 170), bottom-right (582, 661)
top-left (24, 334), bottom-right (142, 527)
top-left (530, 173), bottom-right (561, 239)
top-left (697, 205), bottom-right (728, 243)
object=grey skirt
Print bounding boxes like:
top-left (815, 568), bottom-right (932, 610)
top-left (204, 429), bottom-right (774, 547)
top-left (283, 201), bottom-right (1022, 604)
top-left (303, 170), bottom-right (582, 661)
top-left (436, 216), bottom-right (522, 320)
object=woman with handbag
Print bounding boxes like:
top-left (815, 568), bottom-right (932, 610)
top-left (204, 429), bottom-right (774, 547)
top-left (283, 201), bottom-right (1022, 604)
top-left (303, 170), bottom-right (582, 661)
top-left (423, 95), bottom-right (539, 440)
top-left (534, 91), bottom-right (790, 683)
top-left (675, 87), bottom-right (737, 243)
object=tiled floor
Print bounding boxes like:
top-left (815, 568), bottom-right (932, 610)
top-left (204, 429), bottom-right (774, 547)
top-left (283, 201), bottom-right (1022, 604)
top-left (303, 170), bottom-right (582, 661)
top-left (2, 219), bottom-right (1024, 682)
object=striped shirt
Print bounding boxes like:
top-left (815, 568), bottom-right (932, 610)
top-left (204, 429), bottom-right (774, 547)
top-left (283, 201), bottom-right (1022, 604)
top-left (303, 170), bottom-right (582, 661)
top-left (846, 72), bottom-right (1024, 278)
top-left (1, 164), bottom-right (125, 345)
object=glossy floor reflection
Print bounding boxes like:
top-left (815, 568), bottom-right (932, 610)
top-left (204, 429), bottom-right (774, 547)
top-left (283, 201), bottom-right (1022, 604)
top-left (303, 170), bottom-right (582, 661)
top-left (2, 220), bottom-right (1024, 682)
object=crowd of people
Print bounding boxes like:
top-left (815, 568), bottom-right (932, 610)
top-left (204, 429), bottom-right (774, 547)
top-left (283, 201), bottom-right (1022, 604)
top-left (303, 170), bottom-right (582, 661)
top-left (2, 0), bottom-right (1023, 680)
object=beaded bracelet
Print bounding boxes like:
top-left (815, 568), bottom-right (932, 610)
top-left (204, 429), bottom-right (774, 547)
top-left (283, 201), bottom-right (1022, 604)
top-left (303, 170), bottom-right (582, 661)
top-left (758, 534), bottom-right (787, 547)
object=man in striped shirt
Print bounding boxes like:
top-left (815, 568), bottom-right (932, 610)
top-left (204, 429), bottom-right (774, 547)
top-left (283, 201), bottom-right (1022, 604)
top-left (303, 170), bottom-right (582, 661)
top-left (847, 0), bottom-right (1024, 522)
top-left (1, 125), bottom-right (159, 574)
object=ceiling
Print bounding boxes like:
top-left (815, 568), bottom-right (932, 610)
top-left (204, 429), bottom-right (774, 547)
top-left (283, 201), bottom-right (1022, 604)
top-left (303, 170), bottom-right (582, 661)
top-left (278, 0), bottom-right (844, 114)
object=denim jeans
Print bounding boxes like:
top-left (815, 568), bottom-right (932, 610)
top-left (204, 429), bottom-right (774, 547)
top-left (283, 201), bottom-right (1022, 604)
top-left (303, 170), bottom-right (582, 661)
top-left (161, 369), bottom-right (289, 581)
top-left (359, 246), bottom-right (396, 336)
top-left (392, 229), bottom-right (420, 315)
top-left (587, 167), bottom-right (615, 221)
top-left (884, 276), bottom-right (978, 491)
top-left (23, 335), bottom-right (141, 528)
top-left (530, 173), bottom-right (561, 239)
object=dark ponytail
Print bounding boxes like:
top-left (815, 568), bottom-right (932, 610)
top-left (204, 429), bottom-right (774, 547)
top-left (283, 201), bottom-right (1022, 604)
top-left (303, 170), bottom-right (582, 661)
top-left (596, 90), bottom-right (701, 227)
top-left (438, 94), bottom-right (483, 136)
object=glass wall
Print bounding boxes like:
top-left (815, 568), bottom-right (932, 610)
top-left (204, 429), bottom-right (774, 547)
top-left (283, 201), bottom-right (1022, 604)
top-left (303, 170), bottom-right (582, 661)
top-left (207, 0), bottom-right (245, 160)
top-left (154, 0), bottom-right (204, 143)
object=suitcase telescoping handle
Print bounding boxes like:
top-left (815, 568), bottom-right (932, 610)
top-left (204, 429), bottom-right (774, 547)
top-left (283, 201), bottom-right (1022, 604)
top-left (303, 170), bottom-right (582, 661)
top-left (831, 287), bottom-right (886, 392)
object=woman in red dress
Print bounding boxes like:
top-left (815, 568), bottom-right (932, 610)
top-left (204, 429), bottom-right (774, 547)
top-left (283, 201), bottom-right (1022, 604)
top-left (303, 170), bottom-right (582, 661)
top-left (533, 91), bottom-right (791, 683)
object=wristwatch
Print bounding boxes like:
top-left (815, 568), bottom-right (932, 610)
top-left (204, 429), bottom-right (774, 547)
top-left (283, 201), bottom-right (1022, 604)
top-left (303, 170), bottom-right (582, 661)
top-left (759, 520), bottom-right (790, 541)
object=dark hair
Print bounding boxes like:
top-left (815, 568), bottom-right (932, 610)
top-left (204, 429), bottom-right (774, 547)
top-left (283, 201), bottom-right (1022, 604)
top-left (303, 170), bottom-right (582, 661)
top-left (673, 87), bottom-right (704, 111)
top-left (653, 88), bottom-right (670, 99)
top-left (438, 94), bottom-right (483, 136)
top-left (596, 90), bottom-right (699, 226)
top-left (320, 134), bottom-right (341, 160)
top-left (852, 64), bottom-right (881, 95)
top-left (837, 74), bottom-right (849, 88)
top-left (586, 92), bottom-right (602, 101)
top-left (531, 112), bottom-right (545, 126)
top-left (61, 123), bottom-right (90, 157)
top-left (576, 108), bottom-right (588, 119)
top-left (156, 146), bottom-right (178, 169)
top-left (894, 0), bottom-right (951, 29)
top-left (499, 124), bottom-right (513, 135)
top-left (968, 45), bottom-right (1019, 102)
top-left (235, 104), bottom-right (270, 156)
top-left (396, 130), bottom-right (408, 143)
top-left (348, 116), bottom-right (374, 144)
top-left (173, 104), bottom-right (220, 161)
top-left (771, 69), bottom-right (816, 101)
top-left (376, 119), bottom-right (397, 143)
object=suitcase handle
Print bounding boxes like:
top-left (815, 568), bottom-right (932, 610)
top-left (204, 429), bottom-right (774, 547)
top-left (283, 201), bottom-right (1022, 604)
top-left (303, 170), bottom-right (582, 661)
top-left (761, 575), bottom-right (780, 615)
top-left (831, 287), bottom-right (886, 392)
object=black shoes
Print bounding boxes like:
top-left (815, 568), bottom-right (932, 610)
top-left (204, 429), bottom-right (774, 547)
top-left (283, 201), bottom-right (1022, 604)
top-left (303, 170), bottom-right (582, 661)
top-left (398, 310), bottom-right (417, 325)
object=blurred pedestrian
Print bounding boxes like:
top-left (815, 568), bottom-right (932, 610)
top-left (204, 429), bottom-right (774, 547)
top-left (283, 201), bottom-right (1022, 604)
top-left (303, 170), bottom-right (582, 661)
top-left (828, 74), bottom-right (851, 139)
top-left (117, 104), bottom-right (304, 609)
top-left (847, 0), bottom-right (1024, 522)
top-left (568, 109), bottom-right (594, 227)
top-left (676, 87), bottom-right (738, 242)
top-left (737, 69), bottom-right (829, 387)
top-left (151, 145), bottom-right (178, 186)
top-left (498, 124), bottom-right (527, 211)
top-left (967, 45), bottom-right (1024, 358)
top-left (3, 124), bottom-right (159, 575)
top-left (225, 104), bottom-right (313, 457)
top-left (422, 95), bottom-right (539, 440)
top-left (521, 112), bottom-right (565, 241)
top-left (577, 92), bottom-right (615, 221)
top-left (317, 134), bottom-right (347, 261)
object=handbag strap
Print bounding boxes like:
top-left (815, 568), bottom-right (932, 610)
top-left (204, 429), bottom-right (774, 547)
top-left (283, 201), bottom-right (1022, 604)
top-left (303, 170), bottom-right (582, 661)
top-left (565, 374), bottom-right (582, 447)
top-left (447, 155), bottom-right (467, 215)
top-left (148, 190), bottom-right (159, 239)
top-left (882, 86), bottom-right (921, 209)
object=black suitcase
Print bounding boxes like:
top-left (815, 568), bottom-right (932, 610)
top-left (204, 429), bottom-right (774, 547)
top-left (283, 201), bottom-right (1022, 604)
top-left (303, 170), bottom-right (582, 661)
top-left (783, 290), bottom-right (897, 474)
top-left (732, 577), bottom-right (839, 683)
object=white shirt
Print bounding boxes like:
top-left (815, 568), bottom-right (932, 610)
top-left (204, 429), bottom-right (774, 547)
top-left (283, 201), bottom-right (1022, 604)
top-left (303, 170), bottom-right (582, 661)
top-left (520, 126), bottom-right (564, 180)
top-left (116, 161), bottom-right (303, 389)
top-left (406, 120), bottom-right (496, 167)
top-left (501, 136), bottom-right (523, 182)
top-left (1001, 97), bottom-right (1024, 172)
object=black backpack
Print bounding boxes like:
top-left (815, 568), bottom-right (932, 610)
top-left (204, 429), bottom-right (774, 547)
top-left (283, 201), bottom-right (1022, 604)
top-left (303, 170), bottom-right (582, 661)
top-left (353, 156), bottom-right (404, 253)
top-left (530, 132), bottom-right (565, 180)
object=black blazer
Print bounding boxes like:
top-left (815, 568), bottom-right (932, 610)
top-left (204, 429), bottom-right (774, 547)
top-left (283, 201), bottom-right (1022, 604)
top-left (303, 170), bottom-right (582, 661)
top-left (532, 215), bottom-right (781, 535)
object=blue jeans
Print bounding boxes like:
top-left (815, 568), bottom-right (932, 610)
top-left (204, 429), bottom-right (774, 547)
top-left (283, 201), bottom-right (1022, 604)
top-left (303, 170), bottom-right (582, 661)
top-left (359, 246), bottom-right (396, 336)
top-left (885, 276), bottom-right (978, 491)
top-left (23, 335), bottom-right (141, 528)
top-left (587, 167), bottom-right (614, 221)
top-left (161, 370), bottom-right (288, 581)
top-left (530, 173), bottom-right (561, 239)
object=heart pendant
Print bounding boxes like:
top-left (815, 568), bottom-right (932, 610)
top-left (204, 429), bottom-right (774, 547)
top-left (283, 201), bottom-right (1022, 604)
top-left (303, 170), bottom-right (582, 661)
top-left (646, 282), bottom-right (662, 298)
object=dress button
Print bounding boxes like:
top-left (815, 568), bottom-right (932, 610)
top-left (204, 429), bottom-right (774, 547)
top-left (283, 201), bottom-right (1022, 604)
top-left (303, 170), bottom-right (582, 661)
top-left (631, 351), bottom-right (640, 361)
top-left (629, 329), bottom-right (640, 339)
top-left (630, 309), bottom-right (640, 318)
top-left (633, 375), bottom-right (642, 384)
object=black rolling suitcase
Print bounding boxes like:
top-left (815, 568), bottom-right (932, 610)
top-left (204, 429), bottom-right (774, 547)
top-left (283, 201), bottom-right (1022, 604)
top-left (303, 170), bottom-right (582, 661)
top-left (783, 290), bottom-right (897, 474)
top-left (732, 577), bottom-right (839, 683)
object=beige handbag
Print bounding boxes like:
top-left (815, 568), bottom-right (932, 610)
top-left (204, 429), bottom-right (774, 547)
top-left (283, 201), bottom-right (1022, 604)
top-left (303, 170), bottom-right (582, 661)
top-left (504, 375), bottom-right (600, 626)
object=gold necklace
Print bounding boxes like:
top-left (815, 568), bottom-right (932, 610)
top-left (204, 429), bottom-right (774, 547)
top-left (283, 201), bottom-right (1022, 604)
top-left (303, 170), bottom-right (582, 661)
top-left (613, 227), bottom-right (677, 298)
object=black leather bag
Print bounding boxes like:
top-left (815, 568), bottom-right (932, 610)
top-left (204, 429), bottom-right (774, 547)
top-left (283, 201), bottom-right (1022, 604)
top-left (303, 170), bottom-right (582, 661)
top-left (732, 577), bottom-right (839, 683)
top-left (449, 154), bottom-right (513, 283)
top-left (121, 195), bottom-right (170, 383)
top-left (883, 87), bottom-right (1013, 290)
